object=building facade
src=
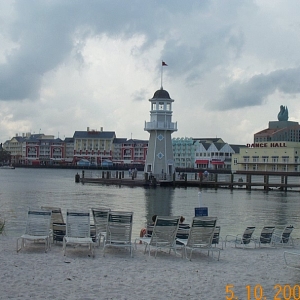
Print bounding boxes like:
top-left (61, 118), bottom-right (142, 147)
top-left (232, 108), bottom-right (300, 173)
top-left (231, 141), bottom-right (300, 173)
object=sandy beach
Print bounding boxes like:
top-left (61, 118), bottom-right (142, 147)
top-left (0, 235), bottom-right (299, 300)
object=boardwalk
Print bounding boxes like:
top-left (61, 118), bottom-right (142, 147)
top-left (77, 170), bottom-right (300, 191)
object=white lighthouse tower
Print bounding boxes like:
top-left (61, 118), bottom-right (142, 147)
top-left (144, 87), bottom-right (177, 178)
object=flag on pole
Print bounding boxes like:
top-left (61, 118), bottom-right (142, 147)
top-left (162, 61), bottom-right (168, 66)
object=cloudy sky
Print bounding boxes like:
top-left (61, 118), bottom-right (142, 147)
top-left (1, 0), bottom-right (300, 145)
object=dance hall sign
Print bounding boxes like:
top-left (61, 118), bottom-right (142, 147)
top-left (247, 142), bottom-right (287, 148)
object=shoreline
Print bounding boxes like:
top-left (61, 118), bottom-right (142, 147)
top-left (1, 235), bottom-right (299, 299)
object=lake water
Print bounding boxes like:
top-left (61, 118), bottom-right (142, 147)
top-left (0, 168), bottom-right (299, 239)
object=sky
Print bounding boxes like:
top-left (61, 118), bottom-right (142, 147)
top-left (1, 0), bottom-right (300, 145)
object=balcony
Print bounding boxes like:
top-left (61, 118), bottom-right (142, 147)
top-left (144, 121), bottom-right (177, 131)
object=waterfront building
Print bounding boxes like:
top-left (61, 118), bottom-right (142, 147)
top-left (232, 106), bottom-right (300, 173)
top-left (64, 137), bottom-right (74, 165)
top-left (73, 127), bottom-right (115, 166)
top-left (3, 133), bottom-right (64, 165)
top-left (172, 137), bottom-right (194, 169)
top-left (3, 134), bottom-right (25, 164)
top-left (231, 141), bottom-right (300, 173)
top-left (172, 137), bottom-right (243, 170)
top-left (112, 138), bottom-right (148, 166)
top-left (144, 88), bottom-right (177, 176)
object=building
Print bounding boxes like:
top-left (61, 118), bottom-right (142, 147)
top-left (73, 127), bottom-right (115, 166)
top-left (144, 88), bottom-right (177, 176)
top-left (231, 141), bottom-right (300, 173)
top-left (112, 138), bottom-right (148, 166)
top-left (172, 137), bottom-right (243, 170)
top-left (232, 106), bottom-right (300, 173)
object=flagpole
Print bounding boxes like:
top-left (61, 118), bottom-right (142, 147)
top-left (161, 61), bottom-right (163, 89)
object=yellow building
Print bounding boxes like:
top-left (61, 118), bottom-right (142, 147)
top-left (232, 141), bottom-right (300, 173)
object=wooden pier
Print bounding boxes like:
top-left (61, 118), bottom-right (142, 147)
top-left (76, 170), bottom-right (300, 191)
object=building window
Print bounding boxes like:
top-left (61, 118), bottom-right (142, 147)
top-left (243, 156), bottom-right (249, 163)
top-left (282, 156), bottom-right (289, 163)
top-left (272, 156), bottom-right (279, 163)
top-left (159, 102), bottom-right (164, 110)
top-left (252, 156), bottom-right (259, 163)
top-left (233, 158), bottom-right (238, 165)
top-left (262, 156), bottom-right (268, 163)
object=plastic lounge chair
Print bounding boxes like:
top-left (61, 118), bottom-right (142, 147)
top-left (176, 216), bottom-right (220, 261)
top-left (17, 210), bottom-right (52, 253)
top-left (135, 216), bottom-right (180, 258)
top-left (284, 251), bottom-right (300, 269)
top-left (63, 210), bottom-right (95, 257)
top-left (41, 206), bottom-right (66, 243)
top-left (253, 226), bottom-right (276, 248)
top-left (212, 226), bottom-right (223, 250)
top-left (224, 226), bottom-right (256, 249)
top-left (91, 207), bottom-right (111, 246)
top-left (103, 211), bottom-right (134, 257)
top-left (273, 226), bottom-right (294, 247)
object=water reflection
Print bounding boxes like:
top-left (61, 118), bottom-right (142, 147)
top-left (144, 187), bottom-right (174, 223)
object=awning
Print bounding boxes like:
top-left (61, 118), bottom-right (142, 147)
top-left (211, 161), bottom-right (224, 165)
top-left (195, 160), bottom-right (209, 164)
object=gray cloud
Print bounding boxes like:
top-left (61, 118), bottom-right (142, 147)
top-left (0, 0), bottom-right (250, 101)
top-left (213, 67), bottom-right (300, 110)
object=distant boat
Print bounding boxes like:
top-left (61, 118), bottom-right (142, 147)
top-left (0, 165), bottom-right (15, 169)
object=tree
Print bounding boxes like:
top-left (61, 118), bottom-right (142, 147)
top-left (0, 144), bottom-right (11, 165)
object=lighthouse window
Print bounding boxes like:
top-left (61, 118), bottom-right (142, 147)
top-left (151, 102), bottom-right (156, 110)
top-left (166, 103), bottom-right (171, 111)
top-left (159, 102), bottom-right (164, 110)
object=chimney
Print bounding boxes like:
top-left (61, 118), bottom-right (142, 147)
top-left (87, 127), bottom-right (90, 132)
top-left (100, 127), bottom-right (103, 132)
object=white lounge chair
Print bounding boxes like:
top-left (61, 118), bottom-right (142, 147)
top-left (91, 207), bottom-right (111, 246)
top-left (17, 210), bottom-right (52, 252)
top-left (273, 225), bottom-right (294, 247)
top-left (176, 216), bottom-right (220, 261)
top-left (224, 226), bottom-right (256, 249)
top-left (63, 210), bottom-right (95, 257)
top-left (103, 211), bottom-right (134, 257)
top-left (253, 226), bottom-right (276, 248)
top-left (135, 216), bottom-right (180, 258)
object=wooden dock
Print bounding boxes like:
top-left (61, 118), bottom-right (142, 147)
top-left (76, 171), bottom-right (300, 191)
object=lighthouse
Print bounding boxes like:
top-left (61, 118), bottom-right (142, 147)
top-left (144, 87), bottom-right (177, 178)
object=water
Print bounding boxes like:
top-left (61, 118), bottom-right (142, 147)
top-left (0, 168), bottom-right (299, 239)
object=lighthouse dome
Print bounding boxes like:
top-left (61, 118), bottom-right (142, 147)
top-left (152, 88), bottom-right (170, 99)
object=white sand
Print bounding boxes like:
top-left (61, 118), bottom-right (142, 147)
top-left (0, 235), bottom-right (299, 300)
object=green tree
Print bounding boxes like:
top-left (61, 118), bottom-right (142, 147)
top-left (0, 145), bottom-right (11, 165)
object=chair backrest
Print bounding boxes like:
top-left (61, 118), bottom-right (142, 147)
top-left (106, 211), bottom-right (133, 243)
top-left (260, 226), bottom-right (275, 244)
top-left (150, 216), bottom-right (180, 246)
top-left (176, 224), bottom-right (190, 239)
top-left (91, 208), bottom-right (111, 234)
top-left (146, 225), bottom-right (154, 236)
top-left (281, 226), bottom-right (294, 244)
top-left (242, 226), bottom-right (256, 244)
top-left (25, 210), bottom-right (52, 236)
top-left (41, 206), bottom-right (64, 224)
top-left (66, 210), bottom-right (90, 238)
top-left (212, 226), bottom-right (221, 245)
top-left (186, 216), bottom-right (217, 247)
